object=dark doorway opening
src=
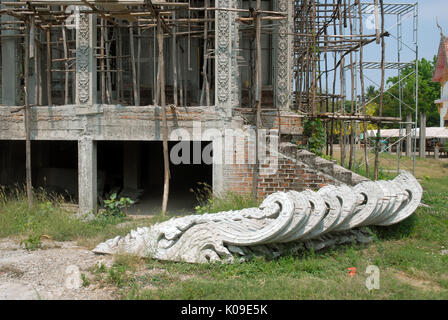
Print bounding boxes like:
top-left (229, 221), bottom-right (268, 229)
top-left (97, 141), bottom-right (213, 215)
top-left (0, 140), bottom-right (78, 201)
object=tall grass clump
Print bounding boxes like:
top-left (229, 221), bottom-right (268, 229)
top-left (0, 185), bottom-right (132, 244)
top-left (192, 182), bottom-right (259, 214)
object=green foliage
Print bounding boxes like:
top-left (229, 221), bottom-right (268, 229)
top-left (81, 273), bottom-right (91, 287)
top-left (368, 57), bottom-right (441, 128)
top-left (302, 118), bottom-right (326, 155)
top-left (442, 140), bottom-right (448, 152)
top-left (101, 193), bottom-right (134, 219)
top-left (0, 187), bottom-right (159, 247)
top-left (20, 234), bottom-right (42, 251)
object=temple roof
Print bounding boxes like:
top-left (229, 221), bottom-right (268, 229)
top-left (432, 36), bottom-right (448, 82)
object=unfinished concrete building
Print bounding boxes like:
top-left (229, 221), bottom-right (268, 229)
top-left (0, 1), bottom-right (418, 215)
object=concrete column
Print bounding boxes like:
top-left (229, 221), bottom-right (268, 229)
top-left (123, 142), bottom-right (140, 190)
top-left (215, 0), bottom-right (239, 117)
top-left (212, 137), bottom-right (224, 195)
top-left (78, 137), bottom-right (97, 215)
top-left (1, 0), bottom-right (20, 105)
top-left (406, 114), bottom-right (412, 157)
top-left (76, 10), bottom-right (97, 105)
top-left (419, 112), bottom-right (426, 158)
top-left (274, 0), bottom-right (294, 111)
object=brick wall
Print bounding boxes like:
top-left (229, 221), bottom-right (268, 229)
top-left (222, 138), bottom-right (341, 199)
top-left (223, 159), bottom-right (340, 200)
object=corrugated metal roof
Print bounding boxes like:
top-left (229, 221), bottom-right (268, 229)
top-left (367, 127), bottom-right (448, 139)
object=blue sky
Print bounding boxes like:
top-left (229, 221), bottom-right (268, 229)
top-left (412, 0), bottom-right (448, 61)
top-left (331, 1), bottom-right (448, 97)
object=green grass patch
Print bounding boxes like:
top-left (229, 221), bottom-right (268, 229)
top-left (0, 187), bottom-right (168, 248)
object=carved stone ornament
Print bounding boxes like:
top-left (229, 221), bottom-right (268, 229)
top-left (93, 171), bottom-right (423, 264)
top-left (76, 13), bottom-right (90, 104)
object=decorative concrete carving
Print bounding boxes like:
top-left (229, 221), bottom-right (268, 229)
top-left (274, 0), bottom-right (294, 110)
top-left (215, 0), bottom-right (239, 116)
top-left (93, 171), bottom-right (422, 263)
top-left (75, 10), bottom-right (96, 105)
top-left (76, 13), bottom-right (90, 105)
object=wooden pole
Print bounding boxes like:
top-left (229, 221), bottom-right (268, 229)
top-left (46, 27), bottom-right (52, 105)
top-left (24, 20), bottom-right (33, 206)
top-left (348, 0), bottom-right (355, 170)
top-left (137, 25), bottom-right (141, 105)
top-left (117, 26), bottom-right (123, 102)
top-left (105, 21), bottom-right (112, 104)
top-left (252, 0), bottom-right (262, 201)
top-left (62, 24), bottom-right (69, 104)
top-left (172, 9), bottom-right (178, 106)
top-left (374, 0), bottom-right (385, 180)
top-left (100, 19), bottom-right (106, 103)
top-left (129, 22), bottom-right (139, 106)
top-left (33, 22), bottom-right (40, 106)
top-left (200, 0), bottom-right (210, 106)
top-left (158, 19), bottom-right (170, 216)
top-left (358, 0), bottom-right (369, 178)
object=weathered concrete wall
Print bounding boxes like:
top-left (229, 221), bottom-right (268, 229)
top-left (0, 105), bottom-right (229, 141)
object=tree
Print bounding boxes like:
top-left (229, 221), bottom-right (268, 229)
top-left (368, 57), bottom-right (441, 127)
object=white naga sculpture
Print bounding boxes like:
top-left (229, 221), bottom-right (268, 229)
top-left (93, 171), bottom-right (422, 263)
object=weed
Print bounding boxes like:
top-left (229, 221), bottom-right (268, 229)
top-left (21, 235), bottom-right (42, 251)
top-left (81, 273), bottom-right (91, 287)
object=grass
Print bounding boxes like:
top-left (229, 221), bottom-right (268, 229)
top-left (0, 155), bottom-right (447, 299)
top-left (0, 186), bottom-right (168, 249)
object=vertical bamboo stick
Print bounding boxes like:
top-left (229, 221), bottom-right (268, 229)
top-left (374, 0), bottom-right (385, 180)
top-left (200, 0), bottom-right (210, 106)
top-left (137, 25), bottom-right (141, 105)
top-left (62, 25), bottom-right (69, 104)
top-left (172, 9), bottom-right (178, 106)
top-left (252, 0), bottom-right (262, 201)
top-left (348, 0), bottom-right (355, 170)
top-left (46, 27), bottom-right (52, 106)
top-left (129, 22), bottom-right (139, 106)
top-left (358, 0), bottom-right (369, 178)
top-left (100, 19), bottom-right (106, 103)
top-left (157, 20), bottom-right (170, 216)
top-left (104, 21), bottom-right (112, 104)
top-left (25, 20), bottom-right (33, 206)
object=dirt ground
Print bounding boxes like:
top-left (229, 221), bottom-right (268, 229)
top-left (0, 238), bottom-right (115, 300)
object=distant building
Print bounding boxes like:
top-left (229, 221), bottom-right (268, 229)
top-left (432, 35), bottom-right (448, 127)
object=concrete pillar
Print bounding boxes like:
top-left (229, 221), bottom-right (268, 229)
top-left (406, 114), bottom-right (412, 157)
top-left (1, 0), bottom-right (20, 105)
top-left (419, 112), bottom-right (426, 158)
top-left (123, 142), bottom-right (140, 190)
top-left (78, 137), bottom-right (97, 215)
top-left (76, 10), bottom-right (97, 105)
top-left (215, 0), bottom-right (239, 117)
top-left (274, 0), bottom-right (294, 111)
top-left (212, 137), bottom-right (224, 195)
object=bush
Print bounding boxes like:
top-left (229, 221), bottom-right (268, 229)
top-left (101, 193), bottom-right (133, 219)
top-left (302, 118), bottom-right (326, 156)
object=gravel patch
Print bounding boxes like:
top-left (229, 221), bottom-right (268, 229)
top-left (0, 238), bottom-right (114, 300)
